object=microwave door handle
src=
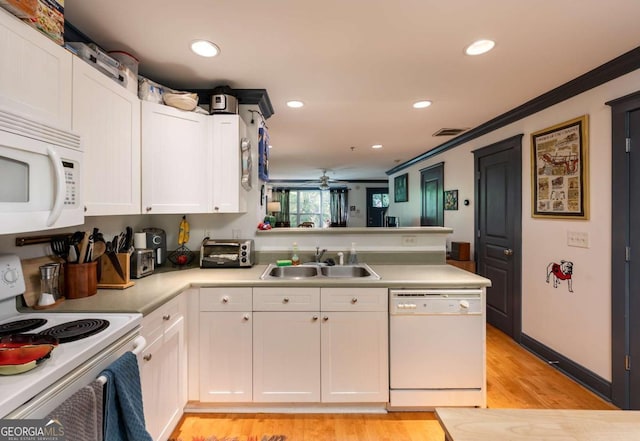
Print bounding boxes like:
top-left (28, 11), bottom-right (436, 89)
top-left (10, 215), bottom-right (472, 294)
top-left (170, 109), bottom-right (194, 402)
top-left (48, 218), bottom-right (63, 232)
top-left (46, 146), bottom-right (65, 227)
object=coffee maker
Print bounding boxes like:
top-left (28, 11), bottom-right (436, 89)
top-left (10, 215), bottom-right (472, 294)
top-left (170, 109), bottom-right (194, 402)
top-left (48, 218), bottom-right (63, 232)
top-left (142, 228), bottom-right (167, 266)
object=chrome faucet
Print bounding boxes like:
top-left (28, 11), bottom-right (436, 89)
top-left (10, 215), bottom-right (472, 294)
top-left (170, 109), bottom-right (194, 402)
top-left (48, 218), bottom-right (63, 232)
top-left (314, 246), bottom-right (327, 263)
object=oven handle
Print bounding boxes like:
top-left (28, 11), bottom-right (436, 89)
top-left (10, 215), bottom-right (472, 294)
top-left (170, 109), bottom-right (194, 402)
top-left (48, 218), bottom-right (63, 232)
top-left (96, 335), bottom-right (146, 385)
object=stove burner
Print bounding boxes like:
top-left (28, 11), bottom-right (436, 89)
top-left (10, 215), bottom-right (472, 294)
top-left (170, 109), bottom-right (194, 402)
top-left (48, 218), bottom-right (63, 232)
top-left (37, 319), bottom-right (110, 343)
top-left (0, 318), bottom-right (48, 337)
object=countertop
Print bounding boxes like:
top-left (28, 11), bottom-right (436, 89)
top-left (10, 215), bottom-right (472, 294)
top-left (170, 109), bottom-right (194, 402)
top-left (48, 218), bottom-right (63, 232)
top-left (435, 408), bottom-right (640, 441)
top-left (28, 264), bottom-right (490, 316)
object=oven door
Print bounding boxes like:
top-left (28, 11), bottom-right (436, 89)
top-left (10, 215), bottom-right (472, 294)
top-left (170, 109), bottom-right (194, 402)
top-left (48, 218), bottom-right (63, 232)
top-left (0, 109), bottom-right (83, 235)
top-left (6, 331), bottom-right (144, 419)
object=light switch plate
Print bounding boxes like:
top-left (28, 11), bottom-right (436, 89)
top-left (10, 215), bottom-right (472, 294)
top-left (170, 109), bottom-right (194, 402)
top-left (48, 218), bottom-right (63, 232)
top-left (567, 231), bottom-right (589, 248)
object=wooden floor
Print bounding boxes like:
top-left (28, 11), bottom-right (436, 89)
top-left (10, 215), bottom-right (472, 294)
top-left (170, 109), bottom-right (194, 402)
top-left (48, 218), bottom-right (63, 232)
top-left (169, 325), bottom-right (616, 441)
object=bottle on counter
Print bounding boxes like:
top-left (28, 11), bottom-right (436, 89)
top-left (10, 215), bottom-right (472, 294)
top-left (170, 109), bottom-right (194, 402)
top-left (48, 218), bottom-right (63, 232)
top-left (291, 242), bottom-right (300, 266)
top-left (348, 242), bottom-right (358, 265)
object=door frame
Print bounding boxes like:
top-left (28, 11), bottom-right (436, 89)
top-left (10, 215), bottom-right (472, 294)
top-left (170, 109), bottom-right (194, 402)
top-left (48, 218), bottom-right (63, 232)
top-left (420, 162), bottom-right (444, 226)
top-left (608, 90), bottom-right (640, 409)
top-left (365, 187), bottom-right (389, 227)
top-left (474, 135), bottom-right (523, 341)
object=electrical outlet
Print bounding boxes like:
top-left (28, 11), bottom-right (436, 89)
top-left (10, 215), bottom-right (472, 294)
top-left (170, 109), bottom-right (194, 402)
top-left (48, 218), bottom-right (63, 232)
top-left (567, 231), bottom-right (589, 248)
top-left (401, 235), bottom-right (417, 246)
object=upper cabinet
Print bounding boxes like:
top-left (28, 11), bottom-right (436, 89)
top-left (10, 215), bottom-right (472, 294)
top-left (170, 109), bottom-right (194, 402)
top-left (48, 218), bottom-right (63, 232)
top-left (72, 57), bottom-right (141, 216)
top-left (211, 114), bottom-right (248, 213)
top-left (0, 9), bottom-right (72, 130)
top-left (141, 101), bottom-right (210, 214)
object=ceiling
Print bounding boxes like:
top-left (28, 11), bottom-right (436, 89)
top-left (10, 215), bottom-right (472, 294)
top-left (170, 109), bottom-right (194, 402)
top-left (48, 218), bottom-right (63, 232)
top-left (65, 1), bottom-right (640, 181)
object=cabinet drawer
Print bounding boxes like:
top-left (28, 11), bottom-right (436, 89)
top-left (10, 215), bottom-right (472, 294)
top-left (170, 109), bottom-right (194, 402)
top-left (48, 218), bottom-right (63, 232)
top-left (253, 287), bottom-right (320, 311)
top-left (142, 295), bottom-right (183, 343)
top-left (321, 288), bottom-right (388, 311)
top-left (200, 287), bottom-right (252, 311)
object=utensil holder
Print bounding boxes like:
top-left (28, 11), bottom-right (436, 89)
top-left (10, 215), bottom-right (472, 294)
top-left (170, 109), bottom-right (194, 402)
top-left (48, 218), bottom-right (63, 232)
top-left (64, 261), bottom-right (98, 299)
top-left (97, 253), bottom-right (135, 289)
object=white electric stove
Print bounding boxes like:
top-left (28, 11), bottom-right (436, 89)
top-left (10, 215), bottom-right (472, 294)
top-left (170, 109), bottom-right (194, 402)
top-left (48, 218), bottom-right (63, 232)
top-left (0, 254), bottom-right (143, 418)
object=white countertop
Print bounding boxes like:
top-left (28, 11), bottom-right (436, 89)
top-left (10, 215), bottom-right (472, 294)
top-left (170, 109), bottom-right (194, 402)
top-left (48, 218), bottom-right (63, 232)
top-left (27, 264), bottom-right (490, 316)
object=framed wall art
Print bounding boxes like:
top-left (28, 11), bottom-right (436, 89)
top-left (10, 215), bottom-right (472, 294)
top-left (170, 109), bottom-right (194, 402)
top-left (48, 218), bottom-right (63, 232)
top-left (531, 115), bottom-right (589, 219)
top-left (258, 126), bottom-right (270, 181)
top-left (394, 173), bottom-right (408, 202)
top-left (444, 189), bottom-right (458, 210)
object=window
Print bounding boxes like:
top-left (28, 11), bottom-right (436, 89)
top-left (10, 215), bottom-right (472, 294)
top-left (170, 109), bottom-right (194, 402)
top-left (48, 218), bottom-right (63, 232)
top-left (289, 190), bottom-right (331, 227)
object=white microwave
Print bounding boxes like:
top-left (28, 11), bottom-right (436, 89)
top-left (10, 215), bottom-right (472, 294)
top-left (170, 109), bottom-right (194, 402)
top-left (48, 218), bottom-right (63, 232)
top-left (0, 108), bottom-right (83, 235)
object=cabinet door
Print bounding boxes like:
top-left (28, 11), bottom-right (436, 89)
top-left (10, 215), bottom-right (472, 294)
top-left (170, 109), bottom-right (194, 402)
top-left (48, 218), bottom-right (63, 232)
top-left (141, 101), bottom-right (210, 213)
top-left (0, 8), bottom-right (71, 129)
top-left (321, 311), bottom-right (389, 403)
top-left (199, 311), bottom-right (252, 402)
top-left (139, 333), bottom-right (163, 441)
top-left (72, 57), bottom-right (141, 215)
top-left (253, 311), bottom-right (320, 402)
top-left (211, 114), bottom-right (247, 213)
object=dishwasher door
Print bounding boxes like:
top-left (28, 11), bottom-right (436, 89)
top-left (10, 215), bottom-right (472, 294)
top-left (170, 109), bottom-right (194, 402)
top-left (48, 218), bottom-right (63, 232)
top-left (389, 290), bottom-right (484, 390)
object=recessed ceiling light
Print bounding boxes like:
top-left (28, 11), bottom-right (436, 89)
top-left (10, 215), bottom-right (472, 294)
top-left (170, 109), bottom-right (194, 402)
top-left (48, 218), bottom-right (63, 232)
top-left (191, 40), bottom-right (220, 57)
top-left (465, 39), bottom-right (495, 56)
top-left (413, 100), bottom-right (432, 109)
top-left (371, 144), bottom-right (383, 149)
top-left (286, 100), bottom-right (304, 108)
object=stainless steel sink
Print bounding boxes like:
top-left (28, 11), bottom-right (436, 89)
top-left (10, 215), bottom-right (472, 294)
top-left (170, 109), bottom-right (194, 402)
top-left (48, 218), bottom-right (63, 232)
top-left (260, 263), bottom-right (380, 280)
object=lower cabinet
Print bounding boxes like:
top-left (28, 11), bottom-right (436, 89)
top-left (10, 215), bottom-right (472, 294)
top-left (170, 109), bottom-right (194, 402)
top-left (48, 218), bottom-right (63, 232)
top-left (197, 286), bottom-right (388, 405)
top-left (140, 293), bottom-right (187, 441)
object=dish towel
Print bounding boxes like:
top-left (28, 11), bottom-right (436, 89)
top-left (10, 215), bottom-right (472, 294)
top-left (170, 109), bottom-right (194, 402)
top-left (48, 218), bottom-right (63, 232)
top-left (46, 379), bottom-right (104, 441)
top-left (100, 352), bottom-right (152, 441)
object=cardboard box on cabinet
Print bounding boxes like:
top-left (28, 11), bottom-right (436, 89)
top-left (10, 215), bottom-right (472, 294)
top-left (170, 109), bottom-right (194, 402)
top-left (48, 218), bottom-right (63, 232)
top-left (0, 0), bottom-right (38, 19)
top-left (23, 0), bottom-right (64, 45)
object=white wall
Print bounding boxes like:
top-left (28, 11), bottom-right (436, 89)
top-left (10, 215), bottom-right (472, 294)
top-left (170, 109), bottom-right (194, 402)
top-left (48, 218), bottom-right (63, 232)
top-left (388, 69), bottom-right (640, 381)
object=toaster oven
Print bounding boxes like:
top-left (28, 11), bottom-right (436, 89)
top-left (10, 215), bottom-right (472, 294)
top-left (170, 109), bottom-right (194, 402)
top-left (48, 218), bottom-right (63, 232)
top-left (200, 239), bottom-right (255, 268)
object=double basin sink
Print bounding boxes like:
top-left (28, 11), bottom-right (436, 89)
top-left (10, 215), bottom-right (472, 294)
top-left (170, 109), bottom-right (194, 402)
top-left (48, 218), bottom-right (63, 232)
top-left (260, 263), bottom-right (380, 280)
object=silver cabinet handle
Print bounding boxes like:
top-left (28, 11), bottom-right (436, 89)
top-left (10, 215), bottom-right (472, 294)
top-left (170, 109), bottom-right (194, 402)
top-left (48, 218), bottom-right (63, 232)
top-left (283, 297), bottom-right (290, 303)
top-left (162, 314), bottom-right (171, 321)
top-left (323, 316), bottom-right (329, 321)
top-left (351, 297), bottom-right (358, 304)
top-left (146, 207), bottom-right (152, 212)
top-left (243, 314), bottom-right (250, 321)
top-left (312, 315), bottom-right (318, 321)
top-left (143, 354), bottom-right (152, 361)
top-left (222, 296), bottom-right (229, 303)
top-left (504, 248), bottom-right (513, 256)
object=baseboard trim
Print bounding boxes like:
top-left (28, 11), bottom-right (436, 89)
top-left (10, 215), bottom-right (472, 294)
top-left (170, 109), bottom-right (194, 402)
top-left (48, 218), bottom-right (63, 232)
top-left (521, 333), bottom-right (612, 401)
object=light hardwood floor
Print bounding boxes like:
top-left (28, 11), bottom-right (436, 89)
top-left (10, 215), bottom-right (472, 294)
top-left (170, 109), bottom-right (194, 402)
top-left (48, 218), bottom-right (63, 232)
top-left (169, 325), bottom-right (616, 441)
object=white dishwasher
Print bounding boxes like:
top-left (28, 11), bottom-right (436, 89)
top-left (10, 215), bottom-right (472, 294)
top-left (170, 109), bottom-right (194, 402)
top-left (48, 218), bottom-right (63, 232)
top-left (389, 288), bottom-right (486, 409)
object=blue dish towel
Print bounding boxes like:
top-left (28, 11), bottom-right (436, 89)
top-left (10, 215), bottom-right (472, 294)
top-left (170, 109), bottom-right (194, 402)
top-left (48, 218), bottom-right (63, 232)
top-left (100, 352), bottom-right (152, 441)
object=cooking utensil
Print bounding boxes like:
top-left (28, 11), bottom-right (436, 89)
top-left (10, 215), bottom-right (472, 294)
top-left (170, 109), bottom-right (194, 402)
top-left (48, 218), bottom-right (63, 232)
top-left (105, 249), bottom-right (126, 281)
top-left (50, 236), bottom-right (69, 261)
top-left (78, 232), bottom-right (89, 264)
top-left (91, 241), bottom-right (106, 261)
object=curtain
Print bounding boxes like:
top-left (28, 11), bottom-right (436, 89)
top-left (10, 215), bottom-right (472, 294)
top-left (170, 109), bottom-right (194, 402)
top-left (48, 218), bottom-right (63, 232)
top-left (272, 188), bottom-right (290, 226)
top-left (330, 188), bottom-right (348, 227)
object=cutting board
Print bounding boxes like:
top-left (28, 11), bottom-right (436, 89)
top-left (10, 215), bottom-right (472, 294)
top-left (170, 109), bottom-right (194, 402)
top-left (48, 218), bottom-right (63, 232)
top-left (21, 256), bottom-right (64, 308)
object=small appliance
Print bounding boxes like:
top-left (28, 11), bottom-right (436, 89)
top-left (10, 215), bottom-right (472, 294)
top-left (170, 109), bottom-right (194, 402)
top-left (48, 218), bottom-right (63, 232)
top-left (200, 238), bottom-right (255, 268)
top-left (210, 85), bottom-right (238, 114)
top-left (0, 108), bottom-right (83, 235)
top-left (142, 227), bottom-right (167, 266)
top-left (130, 249), bottom-right (154, 278)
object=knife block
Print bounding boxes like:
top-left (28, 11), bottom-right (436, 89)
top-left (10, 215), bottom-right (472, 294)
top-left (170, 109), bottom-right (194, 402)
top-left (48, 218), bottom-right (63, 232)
top-left (97, 253), bottom-right (135, 289)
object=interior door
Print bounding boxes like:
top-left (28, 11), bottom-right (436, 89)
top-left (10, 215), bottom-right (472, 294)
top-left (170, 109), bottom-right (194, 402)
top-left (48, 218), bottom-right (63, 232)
top-left (366, 187), bottom-right (389, 227)
top-left (474, 135), bottom-right (522, 339)
top-left (609, 91), bottom-right (640, 409)
top-left (420, 163), bottom-right (444, 226)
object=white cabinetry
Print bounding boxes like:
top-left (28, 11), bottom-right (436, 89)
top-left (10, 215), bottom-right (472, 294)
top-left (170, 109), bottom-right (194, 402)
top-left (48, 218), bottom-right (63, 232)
top-left (199, 287), bottom-right (253, 402)
top-left (141, 101), bottom-right (210, 214)
top-left (72, 57), bottom-right (141, 215)
top-left (140, 294), bottom-right (187, 441)
top-left (0, 8), bottom-right (72, 129)
top-left (253, 288), bottom-right (321, 402)
top-left (320, 288), bottom-right (388, 403)
top-left (211, 114), bottom-right (248, 213)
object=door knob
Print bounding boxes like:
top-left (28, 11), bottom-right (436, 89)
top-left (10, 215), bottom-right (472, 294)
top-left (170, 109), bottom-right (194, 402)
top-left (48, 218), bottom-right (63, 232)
top-left (504, 248), bottom-right (513, 256)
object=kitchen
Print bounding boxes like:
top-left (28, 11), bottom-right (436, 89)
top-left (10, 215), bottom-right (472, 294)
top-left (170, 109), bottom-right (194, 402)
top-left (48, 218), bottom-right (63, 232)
top-left (1, 1), bottom-right (640, 440)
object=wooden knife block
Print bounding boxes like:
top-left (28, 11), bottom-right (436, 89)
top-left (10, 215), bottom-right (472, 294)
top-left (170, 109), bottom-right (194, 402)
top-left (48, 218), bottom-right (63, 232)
top-left (98, 253), bottom-right (135, 289)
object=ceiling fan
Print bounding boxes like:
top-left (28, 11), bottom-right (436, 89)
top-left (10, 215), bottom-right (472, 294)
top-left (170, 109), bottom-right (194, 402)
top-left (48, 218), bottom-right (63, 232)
top-left (306, 169), bottom-right (349, 190)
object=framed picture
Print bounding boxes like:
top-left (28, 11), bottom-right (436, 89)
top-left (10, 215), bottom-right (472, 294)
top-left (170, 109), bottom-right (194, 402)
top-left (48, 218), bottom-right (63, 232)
top-left (394, 173), bottom-right (408, 202)
top-left (444, 190), bottom-right (458, 210)
top-left (531, 115), bottom-right (589, 219)
top-left (258, 126), bottom-right (270, 181)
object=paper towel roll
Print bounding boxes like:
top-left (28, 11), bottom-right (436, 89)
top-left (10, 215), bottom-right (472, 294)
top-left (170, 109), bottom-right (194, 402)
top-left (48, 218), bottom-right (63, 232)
top-left (134, 232), bottom-right (147, 249)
